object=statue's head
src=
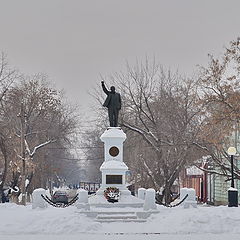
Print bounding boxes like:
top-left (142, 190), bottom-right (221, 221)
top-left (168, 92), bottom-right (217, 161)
top-left (110, 86), bottom-right (115, 93)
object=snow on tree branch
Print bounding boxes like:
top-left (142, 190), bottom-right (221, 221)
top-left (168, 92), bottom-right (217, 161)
top-left (142, 159), bottom-right (161, 189)
top-left (122, 122), bottom-right (160, 152)
top-left (29, 139), bottom-right (56, 158)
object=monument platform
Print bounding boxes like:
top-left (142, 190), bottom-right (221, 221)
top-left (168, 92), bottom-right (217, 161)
top-left (76, 127), bottom-right (159, 222)
top-left (88, 193), bottom-right (144, 208)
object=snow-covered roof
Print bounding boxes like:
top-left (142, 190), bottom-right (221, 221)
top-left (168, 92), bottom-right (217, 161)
top-left (100, 160), bottom-right (128, 170)
top-left (186, 166), bottom-right (203, 176)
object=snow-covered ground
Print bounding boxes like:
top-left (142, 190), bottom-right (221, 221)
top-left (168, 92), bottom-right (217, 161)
top-left (1, 203), bottom-right (240, 240)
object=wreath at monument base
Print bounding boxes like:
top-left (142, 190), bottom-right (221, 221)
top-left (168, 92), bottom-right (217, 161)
top-left (104, 187), bottom-right (120, 203)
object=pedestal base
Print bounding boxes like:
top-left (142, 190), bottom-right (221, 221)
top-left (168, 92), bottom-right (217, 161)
top-left (89, 189), bottom-right (144, 208)
top-left (228, 189), bottom-right (238, 207)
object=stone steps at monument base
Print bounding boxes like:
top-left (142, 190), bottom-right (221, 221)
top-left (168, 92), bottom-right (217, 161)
top-left (96, 214), bottom-right (138, 220)
top-left (94, 211), bottom-right (147, 222)
top-left (95, 218), bottom-right (147, 223)
top-left (90, 202), bottom-right (144, 208)
top-left (77, 209), bottom-right (158, 220)
top-left (95, 211), bottom-right (136, 215)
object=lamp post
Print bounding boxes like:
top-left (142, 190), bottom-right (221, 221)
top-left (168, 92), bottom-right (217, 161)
top-left (227, 147), bottom-right (238, 207)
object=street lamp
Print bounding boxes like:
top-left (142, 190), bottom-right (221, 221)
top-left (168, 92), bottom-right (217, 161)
top-left (227, 146), bottom-right (238, 207)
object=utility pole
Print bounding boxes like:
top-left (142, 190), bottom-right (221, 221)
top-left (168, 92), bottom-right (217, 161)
top-left (18, 102), bottom-right (27, 205)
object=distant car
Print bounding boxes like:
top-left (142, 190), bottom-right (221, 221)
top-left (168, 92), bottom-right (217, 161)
top-left (51, 191), bottom-right (68, 204)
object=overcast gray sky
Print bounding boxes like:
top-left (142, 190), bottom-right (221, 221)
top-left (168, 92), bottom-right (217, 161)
top-left (1, 0), bottom-right (240, 119)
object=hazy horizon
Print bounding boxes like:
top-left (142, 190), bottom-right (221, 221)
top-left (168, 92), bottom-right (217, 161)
top-left (1, 0), bottom-right (240, 123)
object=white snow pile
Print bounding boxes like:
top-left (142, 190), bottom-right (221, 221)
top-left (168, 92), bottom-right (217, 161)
top-left (1, 203), bottom-right (240, 235)
top-left (101, 205), bottom-right (240, 234)
top-left (0, 203), bottom-right (100, 235)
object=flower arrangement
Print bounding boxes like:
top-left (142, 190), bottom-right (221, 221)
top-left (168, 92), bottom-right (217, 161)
top-left (104, 187), bottom-right (120, 203)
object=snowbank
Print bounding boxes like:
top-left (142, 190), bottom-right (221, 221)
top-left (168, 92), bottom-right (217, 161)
top-left (0, 203), bottom-right (100, 235)
top-left (1, 203), bottom-right (240, 238)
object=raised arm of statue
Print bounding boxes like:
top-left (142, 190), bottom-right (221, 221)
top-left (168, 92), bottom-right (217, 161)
top-left (101, 81), bottom-right (110, 95)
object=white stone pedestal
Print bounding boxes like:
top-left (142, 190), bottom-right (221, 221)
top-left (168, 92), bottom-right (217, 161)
top-left (180, 187), bottom-right (197, 208)
top-left (32, 188), bottom-right (48, 209)
top-left (76, 189), bottom-right (90, 210)
top-left (143, 189), bottom-right (157, 211)
top-left (138, 188), bottom-right (146, 200)
top-left (97, 127), bottom-right (131, 196)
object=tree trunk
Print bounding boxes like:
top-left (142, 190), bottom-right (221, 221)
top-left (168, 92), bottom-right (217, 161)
top-left (19, 102), bottom-right (26, 205)
top-left (9, 171), bottom-right (21, 204)
top-left (163, 184), bottom-right (172, 205)
top-left (0, 137), bottom-right (8, 203)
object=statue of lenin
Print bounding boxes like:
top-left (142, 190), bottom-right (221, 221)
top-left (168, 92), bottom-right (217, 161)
top-left (101, 81), bottom-right (121, 127)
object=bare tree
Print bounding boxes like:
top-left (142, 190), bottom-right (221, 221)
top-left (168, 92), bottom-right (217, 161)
top-left (0, 52), bottom-right (18, 102)
top-left (196, 38), bottom-right (240, 180)
top-left (0, 132), bottom-right (9, 202)
top-left (81, 119), bottom-right (105, 183)
top-left (0, 53), bottom-right (18, 202)
top-left (99, 60), bottom-right (205, 204)
top-left (1, 75), bottom-right (79, 204)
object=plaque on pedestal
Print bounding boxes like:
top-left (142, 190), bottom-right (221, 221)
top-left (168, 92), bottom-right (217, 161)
top-left (106, 175), bottom-right (122, 184)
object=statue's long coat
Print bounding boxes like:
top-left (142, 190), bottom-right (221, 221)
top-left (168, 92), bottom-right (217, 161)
top-left (103, 92), bottom-right (121, 110)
